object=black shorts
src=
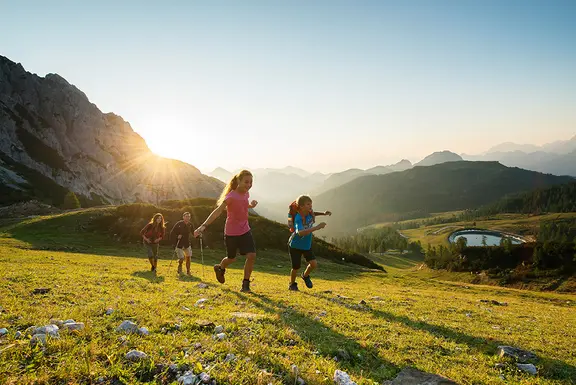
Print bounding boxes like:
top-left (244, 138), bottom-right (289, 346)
top-left (289, 246), bottom-right (316, 269)
top-left (225, 230), bottom-right (256, 259)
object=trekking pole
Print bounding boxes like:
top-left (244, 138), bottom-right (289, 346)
top-left (199, 233), bottom-right (205, 278)
top-left (168, 238), bottom-right (181, 274)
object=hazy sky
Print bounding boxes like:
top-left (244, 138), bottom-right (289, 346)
top-left (2, 1), bottom-right (575, 173)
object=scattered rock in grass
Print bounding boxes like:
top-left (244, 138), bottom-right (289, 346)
top-left (479, 299), bottom-right (508, 306)
top-left (168, 364), bottom-right (178, 375)
top-left (199, 372), bottom-right (211, 383)
top-left (214, 332), bottom-right (226, 340)
top-left (194, 343), bottom-right (202, 350)
top-left (383, 367), bottom-right (458, 384)
top-left (106, 308), bottom-right (115, 315)
top-left (497, 346), bottom-right (537, 363)
top-left (359, 300), bottom-right (367, 305)
top-left (14, 331), bottom-right (22, 339)
top-left (224, 353), bottom-right (236, 363)
top-left (197, 283), bottom-right (209, 289)
top-left (62, 322), bottom-right (85, 331)
top-left (177, 371), bottom-right (211, 385)
top-left (334, 369), bottom-right (357, 385)
top-left (196, 319), bottom-right (215, 329)
top-left (0, 328), bottom-right (8, 336)
top-left (49, 319), bottom-right (64, 327)
top-left (195, 299), bottom-right (208, 307)
top-left (214, 325), bottom-right (224, 334)
top-left (296, 377), bottom-right (305, 385)
top-left (125, 350), bottom-right (147, 361)
top-left (30, 333), bottom-right (47, 346)
top-left (32, 288), bottom-right (50, 295)
top-left (27, 324), bottom-right (60, 337)
top-left (319, 311), bottom-right (327, 317)
top-left (517, 363), bottom-right (537, 375)
top-left (229, 311), bottom-right (264, 320)
top-left (116, 320), bottom-right (139, 334)
top-left (495, 363), bottom-right (506, 369)
top-left (138, 327), bottom-right (150, 336)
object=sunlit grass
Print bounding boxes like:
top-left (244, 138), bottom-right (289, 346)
top-left (0, 215), bottom-right (575, 384)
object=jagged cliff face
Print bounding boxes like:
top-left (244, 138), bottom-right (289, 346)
top-left (0, 55), bottom-right (223, 206)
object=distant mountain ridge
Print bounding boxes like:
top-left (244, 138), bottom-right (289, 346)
top-left (313, 161), bottom-right (574, 235)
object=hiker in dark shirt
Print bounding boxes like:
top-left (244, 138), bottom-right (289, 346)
top-left (170, 212), bottom-right (193, 275)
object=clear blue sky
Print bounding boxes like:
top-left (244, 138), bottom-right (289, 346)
top-left (2, 0), bottom-right (575, 173)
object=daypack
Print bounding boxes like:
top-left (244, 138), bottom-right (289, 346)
top-left (287, 201), bottom-right (315, 232)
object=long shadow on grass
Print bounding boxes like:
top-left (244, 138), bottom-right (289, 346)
top-left (132, 271), bottom-right (165, 283)
top-left (305, 292), bottom-right (576, 382)
top-left (225, 289), bottom-right (398, 384)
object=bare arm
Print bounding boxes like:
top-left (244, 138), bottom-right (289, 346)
top-left (194, 201), bottom-right (227, 236)
top-left (297, 222), bottom-right (326, 237)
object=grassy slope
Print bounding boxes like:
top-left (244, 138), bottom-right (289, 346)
top-left (0, 214), bottom-right (575, 384)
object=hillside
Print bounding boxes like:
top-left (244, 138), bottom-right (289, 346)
top-left (3, 200), bottom-right (381, 271)
top-left (414, 151), bottom-right (463, 167)
top-left (314, 161), bottom-right (574, 234)
top-left (0, 55), bottom-right (223, 207)
top-left (1, 212), bottom-right (575, 384)
top-left (476, 181), bottom-right (576, 215)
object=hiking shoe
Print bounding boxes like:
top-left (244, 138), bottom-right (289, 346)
top-left (301, 273), bottom-right (313, 288)
top-left (289, 282), bottom-right (299, 291)
top-left (214, 265), bottom-right (226, 283)
top-left (240, 279), bottom-right (251, 292)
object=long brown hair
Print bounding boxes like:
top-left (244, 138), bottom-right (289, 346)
top-left (148, 213), bottom-right (165, 231)
top-left (217, 169), bottom-right (253, 206)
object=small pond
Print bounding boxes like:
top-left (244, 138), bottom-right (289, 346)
top-left (448, 229), bottom-right (525, 247)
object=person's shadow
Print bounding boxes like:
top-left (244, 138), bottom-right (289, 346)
top-left (224, 288), bottom-right (398, 384)
top-left (132, 270), bottom-right (165, 283)
top-left (305, 291), bottom-right (576, 382)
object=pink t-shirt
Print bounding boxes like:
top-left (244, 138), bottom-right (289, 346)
top-left (224, 190), bottom-right (250, 236)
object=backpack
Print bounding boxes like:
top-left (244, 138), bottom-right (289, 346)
top-left (287, 201), bottom-right (315, 232)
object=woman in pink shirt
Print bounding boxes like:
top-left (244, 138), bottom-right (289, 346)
top-left (194, 170), bottom-right (258, 292)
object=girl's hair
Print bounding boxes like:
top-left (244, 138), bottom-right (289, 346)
top-left (217, 169), bottom-right (253, 206)
top-left (297, 195), bottom-right (312, 206)
top-left (148, 213), bottom-right (165, 230)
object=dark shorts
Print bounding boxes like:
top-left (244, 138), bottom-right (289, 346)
top-left (225, 230), bottom-right (256, 259)
top-left (145, 243), bottom-right (159, 258)
top-left (289, 246), bottom-right (316, 269)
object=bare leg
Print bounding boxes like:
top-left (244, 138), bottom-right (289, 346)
top-left (243, 253), bottom-right (256, 281)
top-left (303, 260), bottom-right (317, 277)
top-left (290, 268), bottom-right (299, 283)
top-left (186, 254), bottom-right (191, 274)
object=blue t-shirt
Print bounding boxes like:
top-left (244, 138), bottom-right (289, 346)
top-left (289, 213), bottom-right (314, 250)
